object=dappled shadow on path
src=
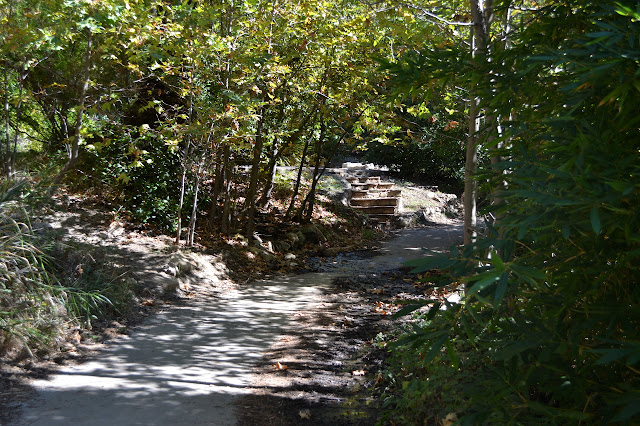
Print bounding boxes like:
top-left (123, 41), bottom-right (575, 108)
top-left (236, 224), bottom-right (464, 425)
top-left (236, 283), bottom-right (389, 426)
top-left (16, 214), bottom-right (463, 426)
top-left (16, 274), bottom-right (333, 426)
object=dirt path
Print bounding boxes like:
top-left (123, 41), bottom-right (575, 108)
top-left (11, 223), bottom-right (462, 425)
top-left (237, 223), bottom-right (464, 425)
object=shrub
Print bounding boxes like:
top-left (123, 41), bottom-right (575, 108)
top-left (0, 180), bottom-right (61, 355)
top-left (384, 3), bottom-right (640, 424)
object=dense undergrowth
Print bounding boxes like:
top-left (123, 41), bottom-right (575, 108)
top-left (0, 179), bottom-right (126, 359)
top-left (378, 3), bottom-right (640, 425)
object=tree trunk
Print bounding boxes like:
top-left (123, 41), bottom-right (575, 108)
top-left (11, 71), bottom-right (24, 177)
top-left (3, 66), bottom-right (11, 177)
top-left (209, 145), bottom-right (224, 221)
top-left (286, 136), bottom-right (310, 218)
top-left (220, 145), bottom-right (234, 235)
top-left (245, 104), bottom-right (265, 238)
top-left (463, 0), bottom-right (493, 245)
top-left (297, 121), bottom-right (326, 221)
top-left (175, 138), bottom-right (192, 244)
top-left (258, 141), bottom-right (279, 208)
top-left (302, 157), bottom-right (322, 223)
top-left (464, 94), bottom-right (479, 246)
top-left (51, 30), bottom-right (93, 190)
top-left (187, 158), bottom-right (204, 246)
top-left (489, 6), bottom-right (513, 217)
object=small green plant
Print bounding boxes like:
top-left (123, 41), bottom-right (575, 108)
top-left (361, 229), bottom-right (375, 240)
top-left (0, 179), bottom-right (137, 358)
top-left (0, 179), bottom-right (61, 356)
top-left (62, 261), bottom-right (135, 327)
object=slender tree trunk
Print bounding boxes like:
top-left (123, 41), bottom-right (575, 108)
top-left (221, 145), bottom-right (233, 235)
top-left (2, 0), bottom-right (14, 177)
top-left (464, 93), bottom-right (479, 246)
top-left (489, 6), bottom-right (513, 216)
top-left (187, 158), bottom-right (204, 246)
top-left (258, 141), bottom-right (278, 208)
top-left (176, 138), bottom-right (192, 244)
top-left (3, 66), bottom-right (11, 177)
top-left (463, 0), bottom-right (492, 245)
top-left (297, 121), bottom-right (326, 221)
top-left (210, 145), bottom-right (224, 221)
top-left (51, 30), bottom-right (93, 190)
top-left (286, 134), bottom-right (311, 217)
top-left (302, 157), bottom-right (322, 222)
top-left (245, 104), bottom-right (265, 238)
top-left (301, 115), bottom-right (359, 221)
top-left (282, 110), bottom-right (319, 216)
top-left (11, 71), bottom-right (24, 176)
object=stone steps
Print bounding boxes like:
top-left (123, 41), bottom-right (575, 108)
top-left (346, 175), bottom-right (401, 223)
top-left (349, 197), bottom-right (401, 207)
top-left (351, 189), bottom-right (402, 198)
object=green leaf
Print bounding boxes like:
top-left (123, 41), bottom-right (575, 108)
top-left (493, 341), bottom-right (539, 361)
top-left (590, 206), bottom-right (602, 235)
top-left (392, 300), bottom-right (432, 318)
top-left (405, 253), bottom-right (456, 273)
top-left (445, 340), bottom-right (459, 369)
top-left (490, 250), bottom-right (506, 273)
top-left (611, 393), bottom-right (640, 422)
top-left (423, 334), bottom-right (448, 363)
top-left (466, 270), bottom-right (501, 296)
top-left (494, 272), bottom-right (509, 306)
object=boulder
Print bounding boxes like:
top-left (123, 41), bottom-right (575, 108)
top-left (274, 240), bottom-right (291, 252)
top-left (301, 224), bottom-right (326, 244)
top-left (166, 253), bottom-right (196, 277)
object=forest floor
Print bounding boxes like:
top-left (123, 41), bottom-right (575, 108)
top-left (1, 172), bottom-right (463, 425)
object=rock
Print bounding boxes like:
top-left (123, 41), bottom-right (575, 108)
top-left (395, 215), bottom-right (414, 228)
top-left (284, 253), bottom-right (296, 261)
top-left (321, 246), bottom-right (343, 257)
top-left (235, 234), bottom-right (249, 247)
top-left (285, 232), bottom-right (305, 248)
top-left (258, 250), bottom-right (276, 263)
top-left (107, 221), bottom-right (125, 237)
top-left (249, 246), bottom-right (277, 263)
top-left (167, 253), bottom-right (196, 277)
top-left (296, 231), bottom-right (306, 244)
top-left (445, 203), bottom-right (461, 218)
top-left (150, 274), bottom-right (180, 293)
top-left (32, 221), bottom-right (53, 234)
top-left (299, 409), bottom-right (311, 420)
top-left (301, 224), bottom-right (326, 244)
top-left (274, 241), bottom-right (291, 252)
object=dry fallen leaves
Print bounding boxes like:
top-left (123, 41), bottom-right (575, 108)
top-left (299, 409), bottom-right (311, 419)
top-left (372, 301), bottom-right (399, 315)
top-left (442, 413), bottom-right (458, 426)
top-left (273, 361), bottom-right (288, 371)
